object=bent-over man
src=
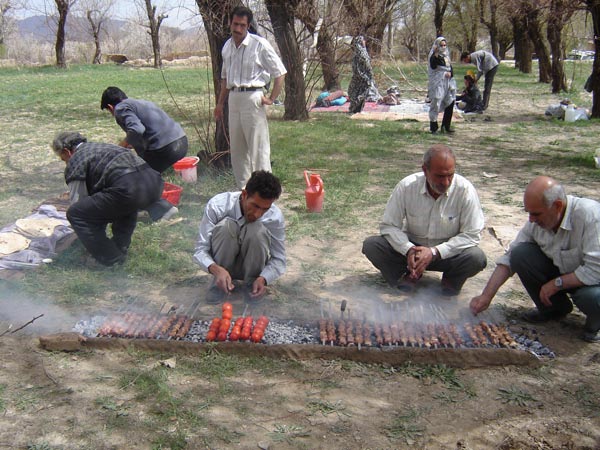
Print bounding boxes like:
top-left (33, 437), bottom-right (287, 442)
top-left (193, 170), bottom-right (285, 304)
top-left (362, 144), bottom-right (486, 296)
top-left (460, 50), bottom-right (499, 110)
top-left (214, 6), bottom-right (287, 189)
top-left (101, 86), bottom-right (187, 221)
top-left (52, 131), bottom-right (163, 266)
top-left (470, 176), bottom-right (600, 343)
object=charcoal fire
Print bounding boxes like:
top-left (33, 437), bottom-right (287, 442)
top-left (70, 297), bottom-right (555, 360)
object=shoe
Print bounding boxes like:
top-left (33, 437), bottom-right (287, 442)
top-left (397, 275), bottom-right (420, 293)
top-left (440, 285), bottom-right (459, 297)
top-left (581, 330), bottom-right (600, 343)
top-left (159, 206), bottom-right (178, 222)
top-left (441, 126), bottom-right (455, 134)
top-left (206, 286), bottom-right (225, 305)
top-left (521, 309), bottom-right (568, 324)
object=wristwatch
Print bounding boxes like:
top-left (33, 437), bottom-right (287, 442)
top-left (554, 277), bottom-right (563, 288)
top-left (431, 247), bottom-right (438, 259)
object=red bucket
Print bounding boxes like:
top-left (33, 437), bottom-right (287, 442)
top-left (162, 182), bottom-right (183, 206)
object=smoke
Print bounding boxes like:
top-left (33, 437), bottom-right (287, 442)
top-left (0, 284), bottom-right (79, 335)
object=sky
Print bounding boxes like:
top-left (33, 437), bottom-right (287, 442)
top-left (14, 0), bottom-right (202, 30)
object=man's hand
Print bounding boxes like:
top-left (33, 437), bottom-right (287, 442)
top-left (261, 96), bottom-right (274, 106)
top-left (209, 264), bottom-right (234, 294)
top-left (470, 295), bottom-right (492, 315)
top-left (407, 246), bottom-right (435, 278)
top-left (214, 104), bottom-right (224, 121)
top-left (539, 280), bottom-right (560, 307)
top-left (249, 276), bottom-right (267, 299)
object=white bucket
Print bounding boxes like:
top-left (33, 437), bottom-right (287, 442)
top-left (173, 156), bottom-right (199, 183)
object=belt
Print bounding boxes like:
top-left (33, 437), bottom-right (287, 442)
top-left (232, 86), bottom-right (263, 92)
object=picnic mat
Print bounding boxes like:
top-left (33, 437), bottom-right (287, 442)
top-left (0, 202), bottom-right (74, 273)
top-left (310, 99), bottom-right (462, 122)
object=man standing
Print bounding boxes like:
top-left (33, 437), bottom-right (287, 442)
top-left (52, 131), bottom-right (163, 266)
top-left (214, 6), bottom-right (287, 189)
top-left (101, 86), bottom-right (187, 221)
top-left (362, 144), bottom-right (486, 296)
top-left (193, 170), bottom-right (286, 304)
top-left (470, 176), bottom-right (600, 343)
top-left (460, 50), bottom-right (499, 110)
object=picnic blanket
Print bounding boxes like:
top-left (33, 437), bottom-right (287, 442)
top-left (310, 99), bottom-right (462, 122)
top-left (0, 204), bottom-right (74, 271)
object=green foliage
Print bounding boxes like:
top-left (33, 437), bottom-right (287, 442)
top-left (384, 407), bottom-right (426, 445)
top-left (496, 386), bottom-right (538, 406)
top-left (269, 424), bottom-right (311, 443)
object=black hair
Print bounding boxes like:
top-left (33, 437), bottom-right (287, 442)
top-left (460, 51), bottom-right (470, 61)
top-left (230, 6), bottom-right (253, 24)
top-left (100, 86), bottom-right (128, 110)
top-left (245, 170), bottom-right (282, 200)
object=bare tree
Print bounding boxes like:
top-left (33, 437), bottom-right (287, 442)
top-left (195, 0), bottom-right (241, 166)
top-left (136, 0), bottom-right (168, 68)
top-left (0, 0), bottom-right (13, 57)
top-left (75, 0), bottom-right (115, 64)
top-left (395, 0), bottom-right (431, 61)
top-left (296, 0), bottom-right (343, 90)
top-left (264, 0), bottom-right (308, 120)
top-left (479, 0), bottom-right (500, 57)
top-left (341, 0), bottom-right (398, 56)
top-left (546, 0), bottom-right (577, 92)
top-left (54, 0), bottom-right (76, 68)
top-left (432, 0), bottom-right (449, 36)
top-left (449, 0), bottom-right (479, 52)
top-left (584, 0), bottom-right (600, 117)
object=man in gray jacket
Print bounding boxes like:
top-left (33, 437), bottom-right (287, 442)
top-left (461, 50), bottom-right (499, 110)
top-left (101, 86), bottom-right (187, 221)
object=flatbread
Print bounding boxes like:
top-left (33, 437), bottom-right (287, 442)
top-left (0, 232), bottom-right (31, 256)
top-left (15, 217), bottom-right (65, 238)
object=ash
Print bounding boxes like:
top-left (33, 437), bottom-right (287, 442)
top-left (182, 320), bottom-right (210, 342)
top-left (262, 320), bottom-right (319, 345)
top-left (72, 316), bottom-right (106, 337)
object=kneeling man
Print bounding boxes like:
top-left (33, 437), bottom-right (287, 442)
top-left (52, 131), bottom-right (163, 266)
top-left (193, 171), bottom-right (285, 303)
top-left (362, 144), bottom-right (486, 296)
top-left (471, 176), bottom-right (600, 343)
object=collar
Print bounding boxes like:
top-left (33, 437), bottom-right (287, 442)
top-left (558, 195), bottom-right (574, 232)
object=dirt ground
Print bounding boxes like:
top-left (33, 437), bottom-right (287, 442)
top-left (1, 90), bottom-right (600, 450)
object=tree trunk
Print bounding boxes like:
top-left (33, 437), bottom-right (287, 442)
top-left (547, 0), bottom-right (575, 93)
top-left (86, 11), bottom-right (102, 64)
top-left (264, 0), bottom-right (308, 121)
top-left (479, 0), bottom-right (499, 58)
top-left (54, 0), bottom-right (69, 68)
top-left (144, 0), bottom-right (164, 68)
top-left (586, 0), bottom-right (600, 118)
top-left (195, 0), bottom-right (243, 167)
top-left (296, 1), bottom-right (341, 91)
top-left (433, 0), bottom-right (449, 36)
top-left (524, 7), bottom-right (551, 83)
top-left (511, 15), bottom-right (532, 73)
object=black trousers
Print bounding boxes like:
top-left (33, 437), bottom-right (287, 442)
top-left (510, 242), bottom-right (600, 332)
top-left (141, 136), bottom-right (188, 220)
top-left (67, 167), bottom-right (163, 266)
top-left (362, 235), bottom-right (487, 292)
top-left (482, 66), bottom-right (497, 110)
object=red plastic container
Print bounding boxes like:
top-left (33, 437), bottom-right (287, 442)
top-left (161, 182), bottom-right (183, 206)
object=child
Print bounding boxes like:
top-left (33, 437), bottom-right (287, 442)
top-left (456, 73), bottom-right (484, 113)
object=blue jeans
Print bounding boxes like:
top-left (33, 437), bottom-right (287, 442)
top-left (510, 242), bottom-right (600, 332)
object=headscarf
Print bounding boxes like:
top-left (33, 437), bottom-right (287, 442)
top-left (428, 36), bottom-right (451, 67)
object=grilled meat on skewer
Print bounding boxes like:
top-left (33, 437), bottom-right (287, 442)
top-left (373, 323), bottom-right (383, 346)
top-left (362, 322), bottom-right (372, 347)
top-left (337, 319), bottom-right (347, 346)
top-left (326, 319), bottom-right (336, 345)
top-left (319, 319), bottom-right (328, 344)
top-left (346, 321), bottom-right (355, 346)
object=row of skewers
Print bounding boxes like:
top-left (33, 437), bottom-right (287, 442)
top-left (319, 318), bottom-right (518, 349)
top-left (98, 312), bottom-right (194, 340)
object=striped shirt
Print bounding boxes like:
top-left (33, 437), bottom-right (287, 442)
top-left (221, 33), bottom-right (287, 89)
top-left (380, 172), bottom-right (484, 259)
top-left (497, 195), bottom-right (600, 286)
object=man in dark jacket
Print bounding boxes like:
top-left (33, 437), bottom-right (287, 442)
top-left (52, 131), bottom-right (163, 266)
top-left (101, 86), bottom-right (187, 221)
